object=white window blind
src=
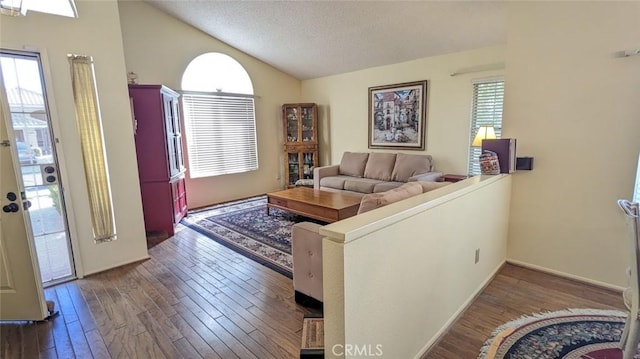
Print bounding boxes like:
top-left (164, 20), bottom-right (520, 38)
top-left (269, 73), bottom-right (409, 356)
top-left (468, 79), bottom-right (504, 175)
top-left (182, 93), bottom-right (258, 178)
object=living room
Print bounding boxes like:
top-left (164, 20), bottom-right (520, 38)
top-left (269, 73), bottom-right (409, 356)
top-left (0, 0), bottom-right (638, 358)
top-left (121, 0), bottom-right (638, 291)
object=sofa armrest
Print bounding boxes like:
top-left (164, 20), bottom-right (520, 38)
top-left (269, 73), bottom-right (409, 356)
top-left (313, 165), bottom-right (340, 190)
top-left (292, 222), bottom-right (324, 302)
top-left (408, 171), bottom-right (443, 182)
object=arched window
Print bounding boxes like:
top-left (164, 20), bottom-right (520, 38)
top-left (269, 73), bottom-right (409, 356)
top-left (181, 53), bottom-right (258, 178)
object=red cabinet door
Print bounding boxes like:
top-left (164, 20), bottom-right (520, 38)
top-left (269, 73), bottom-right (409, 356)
top-left (171, 177), bottom-right (188, 224)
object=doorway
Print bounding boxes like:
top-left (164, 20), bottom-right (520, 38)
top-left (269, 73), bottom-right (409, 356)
top-left (0, 50), bottom-right (75, 286)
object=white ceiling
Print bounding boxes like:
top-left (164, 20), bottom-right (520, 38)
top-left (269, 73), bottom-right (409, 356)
top-left (145, 1), bottom-right (507, 80)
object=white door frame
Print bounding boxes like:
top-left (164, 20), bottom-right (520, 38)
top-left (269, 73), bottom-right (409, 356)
top-left (1, 45), bottom-right (84, 280)
top-left (35, 47), bottom-right (84, 278)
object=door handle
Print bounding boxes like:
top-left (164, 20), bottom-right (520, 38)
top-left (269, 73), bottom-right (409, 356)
top-left (3, 192), bottom-right (20, 213)
top-left (3, 203), bottom-right (19, 213)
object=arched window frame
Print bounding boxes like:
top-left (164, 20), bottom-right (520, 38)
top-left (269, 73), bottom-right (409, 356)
top-left (181, 53), bottom-right (258, 178)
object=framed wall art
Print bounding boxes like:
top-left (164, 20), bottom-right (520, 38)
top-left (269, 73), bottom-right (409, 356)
top-left (368, 80), bottom-right (428, 150)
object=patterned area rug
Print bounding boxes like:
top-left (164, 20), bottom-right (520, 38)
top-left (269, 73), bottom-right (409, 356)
top-left (478, 308), bottom-right (638, 359)
top-left (181, 196), bottom-right (317, 278)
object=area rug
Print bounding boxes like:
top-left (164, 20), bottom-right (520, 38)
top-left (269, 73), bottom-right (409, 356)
top-left (181, 196), bottom-right (316, 278)
top-left (478, 308), bottom-right (639, 359)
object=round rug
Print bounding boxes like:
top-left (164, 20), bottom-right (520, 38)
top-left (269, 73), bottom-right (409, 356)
top-left (478, 308), bottom-right (638, 359)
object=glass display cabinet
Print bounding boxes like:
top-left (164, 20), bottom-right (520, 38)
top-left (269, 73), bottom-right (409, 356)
top-left (283, 103), bottom-right (318, 188)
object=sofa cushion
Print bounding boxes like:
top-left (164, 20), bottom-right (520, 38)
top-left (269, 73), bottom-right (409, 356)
top-left (344, 178), bottom-right (384, 194)
top-left (416, 181), bottom-right (452, 192)
top-left (357, 182), bottom-right (423, 214)
top-left (372, 181), bottom-right (405, 193)
top-left (339, 152), bottom-right (369, 177)
top-left (391, 153), bottom-right (433, 182)
top-left (363, 152), bottom-right (397, 181)
top-left (319, 175), bottom-right (352, 190)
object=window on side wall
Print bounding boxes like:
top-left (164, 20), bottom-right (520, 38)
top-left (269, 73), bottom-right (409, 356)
top-left (468, 78), bottom-right (504, 175)
top-left (181, 53), bottom-right (258, 179)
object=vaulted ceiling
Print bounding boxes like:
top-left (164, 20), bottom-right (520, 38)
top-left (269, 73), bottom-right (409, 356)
top-left (145, 1), bottom-right (507, 80)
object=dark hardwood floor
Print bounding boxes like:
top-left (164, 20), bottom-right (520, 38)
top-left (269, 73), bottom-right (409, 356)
top-left (1, 225), bottom-right (318, 359)
top-left (0, 224), bottom-right (626, 359)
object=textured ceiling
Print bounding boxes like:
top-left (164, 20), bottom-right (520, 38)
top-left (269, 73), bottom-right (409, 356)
top-left (145, 1), bottom-right (507, 80)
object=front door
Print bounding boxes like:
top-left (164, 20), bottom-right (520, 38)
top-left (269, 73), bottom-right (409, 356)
top-left (0, 50), bottom-right (75, 286)
top-left (0, 85), bottom-right (48, 321)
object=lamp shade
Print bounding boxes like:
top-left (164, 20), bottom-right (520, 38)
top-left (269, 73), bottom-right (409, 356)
top-left (472, 126), bottom-right (497, 147)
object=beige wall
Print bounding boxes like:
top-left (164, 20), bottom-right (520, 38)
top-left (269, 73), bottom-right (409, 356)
top-left (117, 1), bottom-right (302, 208)
top-left (505, 2), bottom-right (640, 288)
top-left (0, 0), bottom-right (148, 276)
top-left (302, 2), bottom-right (640, 288)
top-left (322, 175), bottom-right (511, 358)
top-left (301, 46), bottom-right (505, 170)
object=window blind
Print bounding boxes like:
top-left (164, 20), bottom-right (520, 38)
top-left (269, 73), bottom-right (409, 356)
top-left (182, 93), bottom-right (258, 178)
top-left (468, 79), bottom-right (504, 175)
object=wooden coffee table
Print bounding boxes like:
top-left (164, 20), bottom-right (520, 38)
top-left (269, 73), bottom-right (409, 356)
top-left (266, 187), bottom-right (361, 223)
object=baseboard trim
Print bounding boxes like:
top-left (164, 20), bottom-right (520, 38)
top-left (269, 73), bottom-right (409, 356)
top-left (415, 260), bottom-right (506, 359)
top-left (506, 259), bottom-right (625, 293)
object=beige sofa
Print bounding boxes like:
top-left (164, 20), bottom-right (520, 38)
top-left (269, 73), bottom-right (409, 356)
top-left (292, 181), bottom-right (451, 306)
top-left (314, 152), bottom-right (443, 196)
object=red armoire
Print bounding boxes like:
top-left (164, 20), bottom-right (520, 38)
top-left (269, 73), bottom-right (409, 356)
top-left (129, 84), bottom-right (187, 237)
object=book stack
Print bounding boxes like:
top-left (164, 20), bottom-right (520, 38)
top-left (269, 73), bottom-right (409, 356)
top-left (481, 139), bottom-right (517, 174)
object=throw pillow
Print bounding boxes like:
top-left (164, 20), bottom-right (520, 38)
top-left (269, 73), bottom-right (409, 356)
top-left (357, 182), bottom-right (423, 214)
top-left (339, 152), bottom-right (369, 177)
top-left (391, 153), bottom-right (433, 182)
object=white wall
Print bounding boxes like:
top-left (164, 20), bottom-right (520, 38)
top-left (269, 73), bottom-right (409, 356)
top-left (505, 2), bottom-right (640, 288)
top-left (0, 0), bottom-right (148, 276)
top-left (301, 46), bottom-right (505, 170)
top-left (321, 175), bottom-right (511, 358)
top-left (117, 1), bottom-right (302, 208)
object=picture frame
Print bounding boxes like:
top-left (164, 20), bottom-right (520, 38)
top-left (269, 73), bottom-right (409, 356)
top-left (368, 80), bottom-right (428, 150)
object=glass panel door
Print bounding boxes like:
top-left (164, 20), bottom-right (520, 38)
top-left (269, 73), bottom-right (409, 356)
top-left (285, 106), bottom-right (298, 143)
top-left (302, 151), bottom-right (314, 180)
top-left (0, 50), bottom-right (75, 285)
top-left (301, 106), bottom-right (314, 143)
top-left (287, 152), bottom-right (300, 186)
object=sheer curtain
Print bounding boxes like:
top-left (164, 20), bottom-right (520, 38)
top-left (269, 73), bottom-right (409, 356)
top-left (68, 55), bottom-right (116, 243)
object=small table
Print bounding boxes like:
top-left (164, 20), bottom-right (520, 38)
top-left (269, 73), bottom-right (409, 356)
top-left (266, 187), bottom-right (361, 223)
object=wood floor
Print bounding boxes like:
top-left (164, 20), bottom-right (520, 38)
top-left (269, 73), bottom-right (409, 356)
top-left (424, 264), bottom-right (625, 358)
top-left (1, 225), bottom-right (318, 359)
top-left (0, 224), bottom-right (626, 359)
